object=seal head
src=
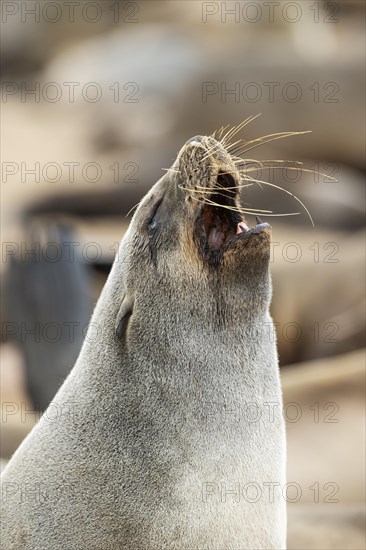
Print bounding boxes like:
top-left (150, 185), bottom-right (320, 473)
top-left (117, 135), bottom-right (273, 339)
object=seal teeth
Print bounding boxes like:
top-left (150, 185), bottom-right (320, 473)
top-left (236, 222), bottom-right (250, 234)
top-left (255, 216), bottom-right (263, 225)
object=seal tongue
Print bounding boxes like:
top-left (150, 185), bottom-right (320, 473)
top-left (236, 222), bottom-right (250, 234)
top-left (208, 227), bottom-right (226, 249)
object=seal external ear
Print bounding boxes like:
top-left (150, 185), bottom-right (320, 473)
top-left (115, 293), bottom-right (134, 339)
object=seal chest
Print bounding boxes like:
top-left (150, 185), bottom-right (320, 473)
top-left (1, 134), bottom-right (286, 549)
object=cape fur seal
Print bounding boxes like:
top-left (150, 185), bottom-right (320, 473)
top-left (1, 134), bottom-right (286, 549)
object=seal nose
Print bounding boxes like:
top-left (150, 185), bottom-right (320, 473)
top-left (185, 135), bottom-right (203, 144)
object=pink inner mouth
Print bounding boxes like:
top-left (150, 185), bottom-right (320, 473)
top-left (204, 209), bottom-right (267, 252)
top-left (201, 173), bottom-right (267, 253)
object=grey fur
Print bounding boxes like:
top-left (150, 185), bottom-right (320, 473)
top-left (1, 136), bottom-right (286, 549)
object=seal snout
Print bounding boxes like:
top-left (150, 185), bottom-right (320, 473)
top-left (179, 135), bottom-right (272, 261)
top-left (185, 135), bottom-right (203, 145)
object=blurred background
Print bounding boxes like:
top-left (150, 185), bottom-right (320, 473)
top-left (1, 1), bottom-right (365, 548)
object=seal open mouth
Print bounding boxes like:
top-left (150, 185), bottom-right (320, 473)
top-left (200, 172), bottom-right (270, 255)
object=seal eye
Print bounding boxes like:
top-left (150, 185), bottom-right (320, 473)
top-left (147, 197), bottom-right (163, 235)
top-left (148, 218), bottom-right (158, 232)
